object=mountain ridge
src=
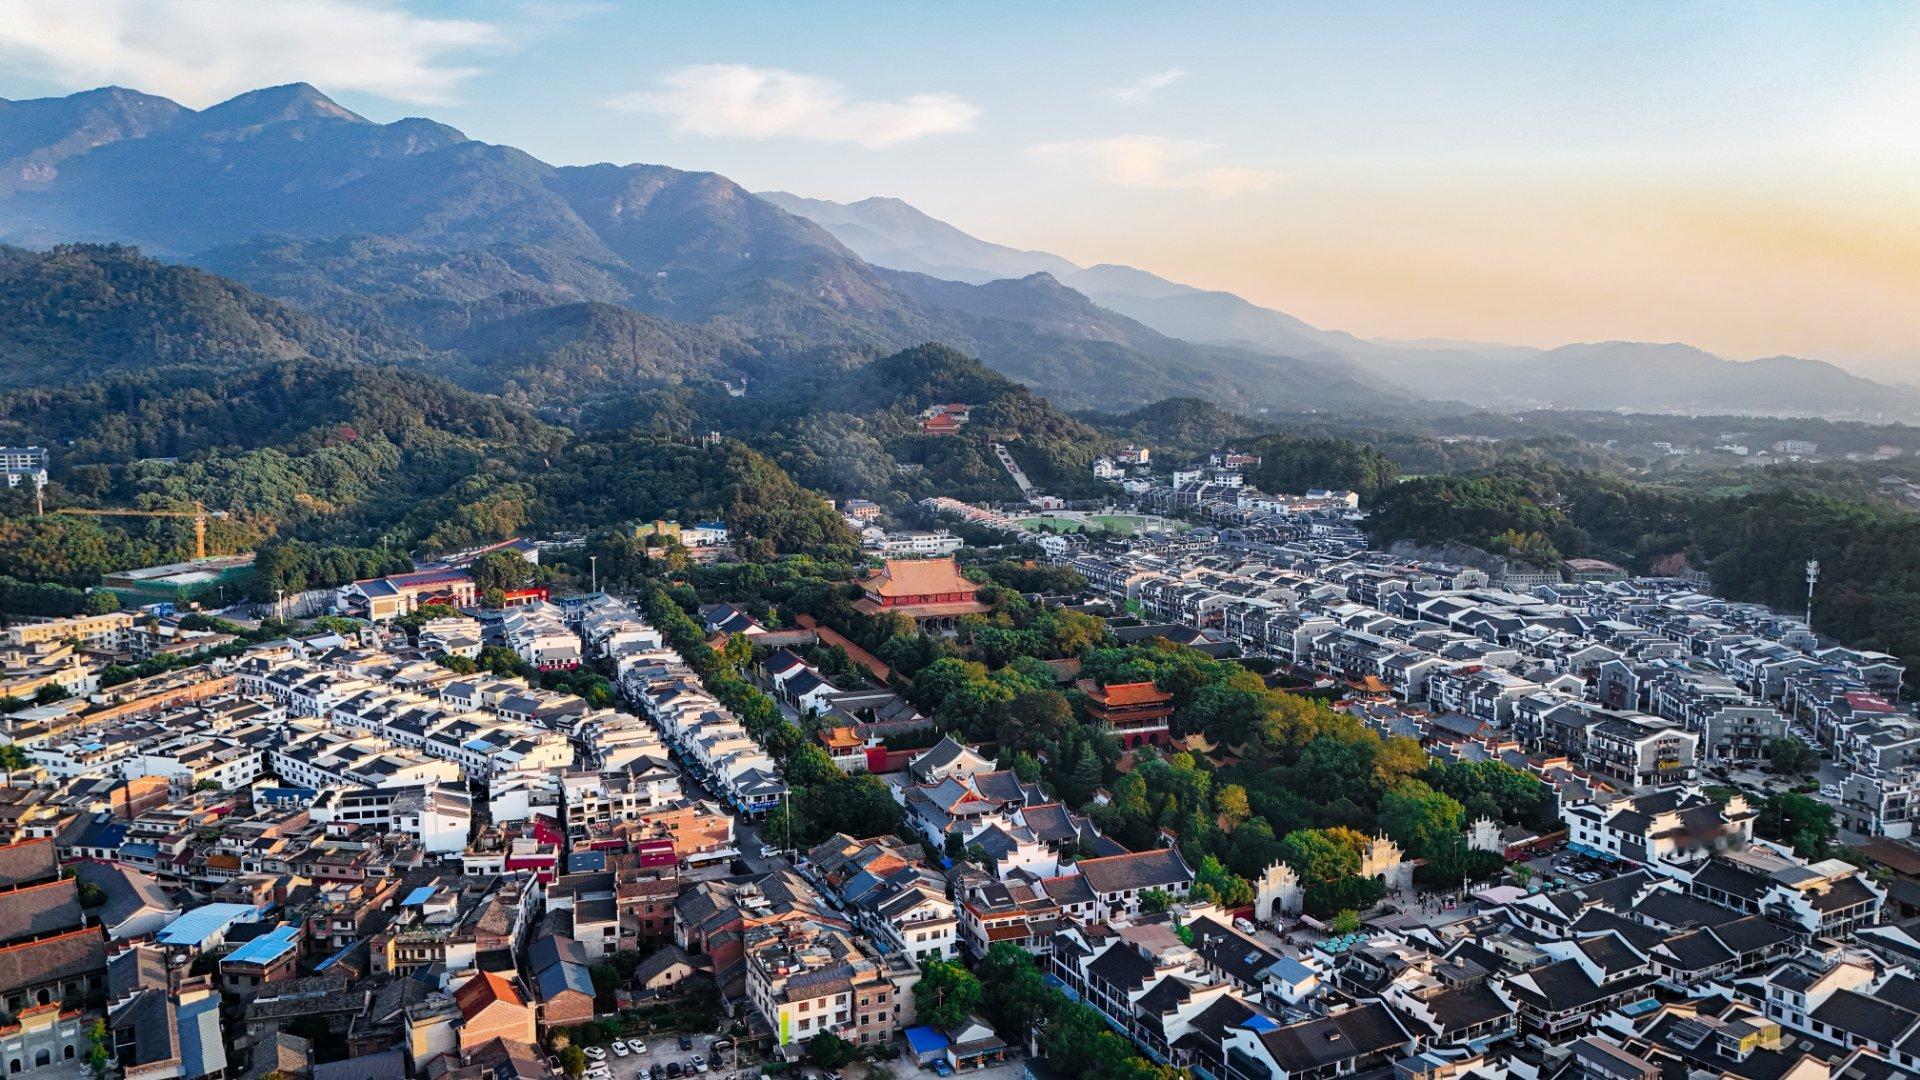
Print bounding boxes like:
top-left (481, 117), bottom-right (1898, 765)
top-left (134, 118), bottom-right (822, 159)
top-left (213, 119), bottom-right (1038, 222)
top-left (0, 82), bottom-right (1396, 416)
top-left (765, 189), bottom-right (1920, 420)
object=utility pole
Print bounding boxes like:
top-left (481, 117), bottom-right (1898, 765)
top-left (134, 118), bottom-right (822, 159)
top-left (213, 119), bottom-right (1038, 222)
top-left (1805, 559), bottom-right (1819, 630)
top-left (590, 555), bottom-right (598, 594)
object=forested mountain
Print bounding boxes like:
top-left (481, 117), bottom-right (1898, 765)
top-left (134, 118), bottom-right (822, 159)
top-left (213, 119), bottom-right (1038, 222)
top-left (0, 82), bottom-right (1393, 415)
top-left (0, 243), bottom-right (388, 387)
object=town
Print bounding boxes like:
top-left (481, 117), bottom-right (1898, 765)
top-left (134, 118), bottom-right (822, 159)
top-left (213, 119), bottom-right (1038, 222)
top-left (1, 443), bottom-right (1917, 1080)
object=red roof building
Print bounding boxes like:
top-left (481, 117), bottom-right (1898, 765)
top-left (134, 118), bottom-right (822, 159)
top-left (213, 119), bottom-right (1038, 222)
top-left (851, 558), bottom-right (989, 628)
top-left (1076, 679), bottom-right (1174, 749)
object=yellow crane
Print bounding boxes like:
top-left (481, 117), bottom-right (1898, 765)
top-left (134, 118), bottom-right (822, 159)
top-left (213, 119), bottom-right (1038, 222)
top-left (55, 503), bottom-right (228, 560)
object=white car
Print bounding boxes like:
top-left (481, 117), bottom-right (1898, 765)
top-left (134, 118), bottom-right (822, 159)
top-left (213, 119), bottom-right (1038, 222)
top-left (584, 1047), bottom-right (607, 1061)
top-left (612, 1043), bottom-right (632, 1057)
top-left (1819, 784), bottom-right (1841, 799)
top-left (629, 1041), bottom-right (648, 1055)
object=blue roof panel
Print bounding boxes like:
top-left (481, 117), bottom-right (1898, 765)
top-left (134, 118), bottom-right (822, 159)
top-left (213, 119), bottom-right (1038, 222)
top-left (225, 924), bottom-right (300, 966)
top-left (157, 903), bottom-right (257, 946)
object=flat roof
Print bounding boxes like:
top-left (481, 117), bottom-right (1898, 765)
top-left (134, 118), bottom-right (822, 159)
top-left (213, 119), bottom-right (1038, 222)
top-left (156, 903), bottom-right (258, 946)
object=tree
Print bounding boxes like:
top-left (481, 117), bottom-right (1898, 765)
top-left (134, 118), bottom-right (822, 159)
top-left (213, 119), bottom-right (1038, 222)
top-left (997, 689), bottom-right (1073, 752)
top-left (438, 653), bottom-right (478, 674)
top-left (0, 744), bottom-right (26, 783)
top-left (1215, 784), bottom-right (1251, 829)
top-left (1379, 780), bottom-right (1467, 859)
top-left (807, 1033), bottom-right (860, 1070)
top-left (86, 1019), bottom-right (110, 1080)
top-left (915, 959), bottom-right (982, 1030)
top-left (192, 779), bottom-right (221, 794)
top-left (1768, 736), bottom-right (1820, 776)
top-left (1279, 828), bottom-right (1363, 885)
top-left (977, 943), bottom-right (1053, 1034)
top-left (82, 588), bottom-right (120, 615)
top-left (1305, 877), bottom-right (1385, 918)
top-left (1192, 856), bottom-right (1254, 907)
top-left (1757, 792), bottom-right (1834, 858)
top-left (719, 632), bottom-right (755, 675)
top-left (1330, 910), bottom-right (1363, 935)
top-left (469, 549), bottom-right (534, 593)
top-left (1139, 888), bottom-right (1173, 914)
top-left (558, 1045), bottom-right (587, 1079)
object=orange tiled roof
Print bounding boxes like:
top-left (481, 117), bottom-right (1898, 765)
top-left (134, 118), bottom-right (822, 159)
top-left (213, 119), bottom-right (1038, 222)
top-left (858, 558), bottom-right (978, 599)
top-left (454, 970), bottom-right (524, 1020)
top-left (1076, 679), bottom-right (1171, 706)
top-left (819, 727), bottom-right (863, 751)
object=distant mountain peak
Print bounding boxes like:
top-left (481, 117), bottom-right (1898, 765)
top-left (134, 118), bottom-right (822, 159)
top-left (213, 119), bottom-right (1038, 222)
top-left (195, 83), bottom-right (366, 129)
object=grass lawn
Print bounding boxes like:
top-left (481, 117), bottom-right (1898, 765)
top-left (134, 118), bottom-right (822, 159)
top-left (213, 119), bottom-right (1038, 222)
top-left (1016, 514), bottom-right (1188, 536)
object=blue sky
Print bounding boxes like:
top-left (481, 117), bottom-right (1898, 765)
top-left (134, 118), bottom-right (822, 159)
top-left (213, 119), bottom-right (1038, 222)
top-left (2, 1), bottom-right (1916, 370)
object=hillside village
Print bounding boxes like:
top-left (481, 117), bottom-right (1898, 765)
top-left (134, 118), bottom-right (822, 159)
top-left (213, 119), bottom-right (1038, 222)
top-left (0, 446), bottom-right (1918, 1080)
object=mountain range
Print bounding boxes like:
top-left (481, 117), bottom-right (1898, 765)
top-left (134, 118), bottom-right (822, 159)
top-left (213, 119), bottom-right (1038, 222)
top-left (758, 192), bottom-right (1920, 420)
top-left (0, 83), bottom-right (1389, 415)
top-left (0, 82), bottom-right (1912, 422)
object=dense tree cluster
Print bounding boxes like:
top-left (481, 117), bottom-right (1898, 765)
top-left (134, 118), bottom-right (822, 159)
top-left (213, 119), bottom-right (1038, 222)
top-left (1244, 435), bottom-right (1400, 502)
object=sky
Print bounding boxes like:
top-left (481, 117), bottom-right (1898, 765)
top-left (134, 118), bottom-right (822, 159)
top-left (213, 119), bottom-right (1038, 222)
top-left (1, 0), bottom-right (1917, 374)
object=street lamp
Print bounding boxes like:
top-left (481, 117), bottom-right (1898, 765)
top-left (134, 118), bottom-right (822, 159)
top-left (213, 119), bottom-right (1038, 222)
top-left (590, 554), bottom-right (598, 594)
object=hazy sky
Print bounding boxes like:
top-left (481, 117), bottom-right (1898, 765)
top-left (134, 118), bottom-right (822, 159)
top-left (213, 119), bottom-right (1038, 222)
top-left (2, 0), bottom-right (1917, 373)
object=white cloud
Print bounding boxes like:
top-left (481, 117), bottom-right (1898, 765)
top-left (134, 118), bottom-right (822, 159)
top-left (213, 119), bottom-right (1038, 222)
top-left (608, 64), bottom-right (979, 148)
top-left (0, 0), bottom-right (501, 107)
top-left (1028, 135), bottom-right (1281, 199)
top-left (1101, 68), bottom-right (1187, 103)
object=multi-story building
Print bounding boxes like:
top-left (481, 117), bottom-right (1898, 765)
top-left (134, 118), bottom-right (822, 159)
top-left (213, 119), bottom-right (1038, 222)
top-left (745, 920), bottom-right (913, 1052)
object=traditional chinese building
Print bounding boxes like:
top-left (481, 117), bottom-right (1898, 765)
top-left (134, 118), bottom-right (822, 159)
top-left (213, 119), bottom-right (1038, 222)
top-left (1076, 680), bottom-right (1174, 749)
top-left (851, 558), bottom-right (990, 630)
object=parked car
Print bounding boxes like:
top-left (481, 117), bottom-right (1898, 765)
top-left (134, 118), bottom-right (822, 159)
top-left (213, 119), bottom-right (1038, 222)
top-left (710, 1040), bottom-right (733, 1054)
top-left (679, 1034), bottom-right (695, 1051)
top-left (933, 1062), bottom-right (953, 1077)
top-left (1576, 871), bottom-right (1602, 884)
top-left (584, 1047), bottom-right (607, 1061)
top-left (667, 1064), bottom-right (684, 1078)
top-left (613, 1043), bottom-right (631, 1058)
top-left (629, 1041), bottom-right (649, 1055)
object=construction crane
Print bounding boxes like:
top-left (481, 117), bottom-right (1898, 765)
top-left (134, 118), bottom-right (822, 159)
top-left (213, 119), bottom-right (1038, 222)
top-left (54, 503), bottom-right (228, 560)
